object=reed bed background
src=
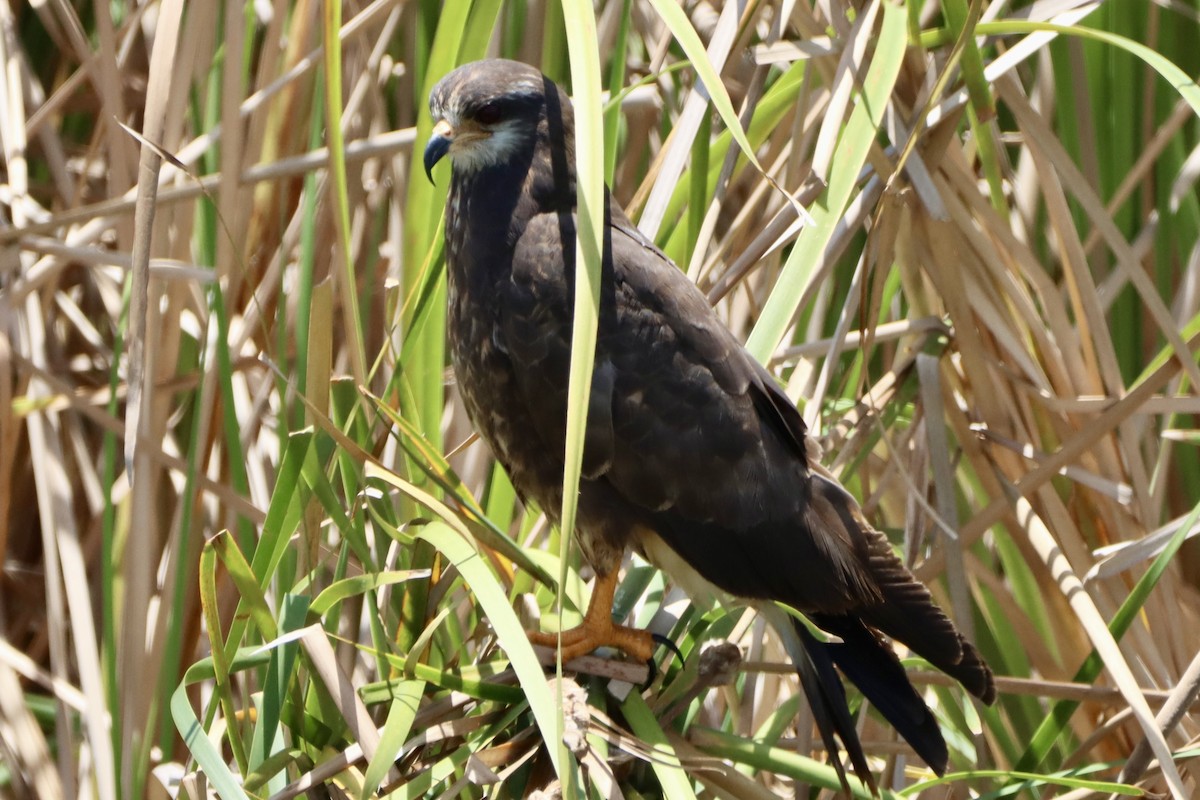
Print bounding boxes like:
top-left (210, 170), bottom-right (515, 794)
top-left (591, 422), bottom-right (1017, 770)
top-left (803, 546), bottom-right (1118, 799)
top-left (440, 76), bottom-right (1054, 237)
top-left (2, 0), bottom-right (1199, 798)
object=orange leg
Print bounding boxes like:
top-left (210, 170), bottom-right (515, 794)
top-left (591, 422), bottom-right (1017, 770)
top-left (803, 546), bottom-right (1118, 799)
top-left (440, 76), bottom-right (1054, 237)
top-left (528, 569), bottom-right (656, 663)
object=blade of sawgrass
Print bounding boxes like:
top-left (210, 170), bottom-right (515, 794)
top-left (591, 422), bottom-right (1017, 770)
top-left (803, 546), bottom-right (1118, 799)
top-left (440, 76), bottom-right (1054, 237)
top-left (636, 1), bottom-right (741, 240)
top-left (560, 7), bottom-right (607, 795)
top-left (365, 390), bottom-right (556, 586)
top-left (939, 0), bottom-right (1004, 210)
top-left (246, 594), bottom-right (308, 797)
top-left (745, 0), bottom-right (907, 362)
top-left (322, 0), bottom-right (366, 386)
top-left (923, 21), bottom-right (1200, 120)
top-left (907, 767), bottom-right (1144, 797)
top-left (1091, 5), bottom-right (1139, 263)
top-left (622, 692), bottom-right (700, 800)
top-left (416, 521), bottom-right (564, 776)
top-left (461, 0), bottom-right (507, 58)
top-left (1016, 499), bottom-right (1200, 772)
top-left (603, 0), bottom-right (632, 185)
top-left (211, 287), bottom-right (257, 550)
top-left (171, 651), bottom-right (270, 800)
top-left (362, 679), bottom-right (426, 798)
top-left (197, 535), bottom-right (248, 774)
top-left (100, 330), bottom-right (123, 780)
top-left (211, 531), bottom-right (278, 644)
top-left (642, 0), bottom-right (797, 229)
top-left (683, 111), bottom-right (711, 268)
top-left (396, 0), bottom-right (504, 667)
top-left (393, 220), bottom-right (445, 371)
top-left (656, 60), bottom-right (809, 254)
top-left (483, 465), bottom-right (520, 547)
top-left (689, 725), bottom-right (887, 800)
top-left (308, 571), bottom-right (431, 617)
top-left (367, 655), bottom-right (527, 705)
top-left (539, 3), bottom-right (568, 80)
top-left (152, 285), bottom-right (218, 767)
top-left (557, 1), bottom-right (606, 537)
top-left (251, 430), bottom-right (310, 581)
top-left (290, 81), bottom-right (326, 428)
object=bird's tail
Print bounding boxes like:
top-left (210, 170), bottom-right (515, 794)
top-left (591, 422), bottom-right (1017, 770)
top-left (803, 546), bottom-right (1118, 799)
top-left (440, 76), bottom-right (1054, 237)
top-left (807, 614), bottom-right (950, 774)
top-left (796, 473), bottom-right (997, 786)
top-left (853, 527), bottom-right (996, 706)
top-left (790, 618), bottom-right (878, 796)
top-left (783, 611), bottom-right (956, 799)
top-left (811, 472), bottom-right (997, 705)
top-left (854, 550), bottom-right (996, 705)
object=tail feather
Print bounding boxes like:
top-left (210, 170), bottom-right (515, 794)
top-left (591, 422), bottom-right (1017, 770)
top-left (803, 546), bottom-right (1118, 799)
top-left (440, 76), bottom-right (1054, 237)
top-left (813, 473), bottom-right (997, 705)
top-left (814, 613), bottom-right (950, 774)
top-left (792, 620), bottom-right (878, 797)
top-left (856, 530), bottom-right (997, 704)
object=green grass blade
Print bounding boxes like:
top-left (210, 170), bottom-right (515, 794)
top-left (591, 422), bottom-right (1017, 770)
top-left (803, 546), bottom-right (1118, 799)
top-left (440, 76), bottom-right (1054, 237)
top-left (1015, 498), bottom-right (1200, 771)
top-left (321, 0), bottom-right (366, 385)
top-left (559, 6), bottom-right (607, 794)
top-left (909, 768), bottom-right (1144, 797)
top-left (211, 531), bottom-right (277, 643)
top-left (172, 649), bottom-right (272, 798)
top-left (362, 680), bottom-right (426, 799)
top-left (198, 535), bottom-right (248, 773)
top-left (644, 0), bottom-right (780, 189)
top-left (745, 1), bottom-right (907, 361)
top-left (308, 571), bottom-right (431, 618)
top-left (622, 692), bottom-right (700, 800)
top-left (247, 594), bottom-right (308, 795)
top-left (416, 521), bottom-right (565, 779)
top-left (690, 726), bottom-right (888, 800)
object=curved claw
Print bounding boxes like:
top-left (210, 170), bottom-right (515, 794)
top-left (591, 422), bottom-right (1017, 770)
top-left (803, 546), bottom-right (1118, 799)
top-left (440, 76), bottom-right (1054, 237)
top-left (639, 633), bottom-right (685, 691)
top-left (643, 662), bottom-right (662, 690)
top-left (652, 632), bottom-right (685, 666)
top-left (640, 656), bottom-right (658, 691)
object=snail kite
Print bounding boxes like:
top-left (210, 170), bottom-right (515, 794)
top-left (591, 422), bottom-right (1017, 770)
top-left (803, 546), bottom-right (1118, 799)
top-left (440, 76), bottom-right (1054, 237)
top-left (424, 59), bottom-right (995, 792)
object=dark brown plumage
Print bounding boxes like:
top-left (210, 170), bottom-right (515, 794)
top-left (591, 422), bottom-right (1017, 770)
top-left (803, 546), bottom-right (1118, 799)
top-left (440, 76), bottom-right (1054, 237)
top-left (424, 59), bottom-right (995, 794)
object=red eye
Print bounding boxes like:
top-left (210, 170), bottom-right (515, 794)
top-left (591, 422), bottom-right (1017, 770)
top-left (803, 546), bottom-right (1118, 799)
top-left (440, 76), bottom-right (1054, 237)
top-left (476, 102), bottom-right (503, 125)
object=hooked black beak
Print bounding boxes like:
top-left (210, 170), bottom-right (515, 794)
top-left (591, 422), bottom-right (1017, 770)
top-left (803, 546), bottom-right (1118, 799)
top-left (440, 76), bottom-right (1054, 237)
top-left (423, 119), bottom-right (454, 183)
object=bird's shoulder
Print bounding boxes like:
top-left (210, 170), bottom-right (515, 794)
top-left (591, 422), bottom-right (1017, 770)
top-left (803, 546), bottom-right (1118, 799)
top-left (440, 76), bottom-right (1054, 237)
top-left (605, 203), bottom-right (813, 463)
top-left (502, 200), bottom-right (817, 521)
top-left (507, 201), bottom-right (804, 434)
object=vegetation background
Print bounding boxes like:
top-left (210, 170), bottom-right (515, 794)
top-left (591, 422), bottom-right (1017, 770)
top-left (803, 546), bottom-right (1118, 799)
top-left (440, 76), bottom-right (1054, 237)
top-left (2, 0), bottom-right (1199, 798)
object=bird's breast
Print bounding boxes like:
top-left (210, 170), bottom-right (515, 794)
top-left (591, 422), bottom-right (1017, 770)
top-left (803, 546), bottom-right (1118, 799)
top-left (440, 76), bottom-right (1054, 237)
top-left (445, 247), bottom-right (567, 524)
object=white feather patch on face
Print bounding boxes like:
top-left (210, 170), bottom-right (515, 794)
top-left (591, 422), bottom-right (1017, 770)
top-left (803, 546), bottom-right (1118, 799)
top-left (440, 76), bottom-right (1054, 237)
top-left (447, 117), bottom-right (534, 175)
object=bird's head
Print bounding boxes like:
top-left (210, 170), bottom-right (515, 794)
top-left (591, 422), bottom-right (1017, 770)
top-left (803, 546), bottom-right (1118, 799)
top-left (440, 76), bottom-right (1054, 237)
top-left (424, 59), bottom-right (571, 183)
